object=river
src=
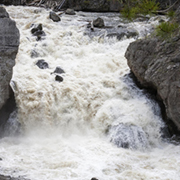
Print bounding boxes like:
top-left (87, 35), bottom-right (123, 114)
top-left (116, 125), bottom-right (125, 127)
top-left (0, 5), bottom-right (180, 180)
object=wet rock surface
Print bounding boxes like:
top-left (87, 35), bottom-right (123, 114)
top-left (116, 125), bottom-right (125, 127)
top-left (0, 6), bottom-right (19, 136)
top-left (55, 75), bottom-right (63, 82)
top-left (49, 11), bottom-right (61, 22)
top-left (109, 123), bottom-right (148, 150)
top-left (31, 23), bottom-right (45, 41)
top-left (93, 17), bottom-right (104, 28)
top-left (85, 17), bottom-right (139, 40)
top-left (36, 59), bottom-right (49, 69)
top-left (65, 8), bottom-right (76, 15)
top-left (125, 36), bottom-right (180, 134)
top-left (0, 175), bottom-right (29, 180)
top-left (53, 66), bottom-right (65, 74)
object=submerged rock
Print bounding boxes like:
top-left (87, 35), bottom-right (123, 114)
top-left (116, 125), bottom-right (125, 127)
top-left (4, 109), bottom-right (21, 137)
top-left (49, 11), bottom-right (61, 22)
top-left (109, 123), bottom-right (149, 150)
top-left (106, 32), bottom-right (126, 40)
top-left (31, 49), bottom-right (39, 58)
top-left (36, 59), bottom-right (49, 69)
top-left (65, 8), bottom-right (76, 15)
top-left (85, 20), bottom-right (138, 40)
top-left (0, 174), bottom-right (29, 180)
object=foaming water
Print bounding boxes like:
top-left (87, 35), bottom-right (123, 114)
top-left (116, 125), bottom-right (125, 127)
top-left (0, 5), bottom-right (180, 180)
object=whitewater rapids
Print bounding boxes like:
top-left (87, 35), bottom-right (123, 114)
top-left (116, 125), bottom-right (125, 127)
top-left (0, 5), bottom-right (180, 180)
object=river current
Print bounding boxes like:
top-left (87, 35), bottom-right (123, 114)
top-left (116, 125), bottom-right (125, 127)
top-left (0, 5), bottom-right (180, 180)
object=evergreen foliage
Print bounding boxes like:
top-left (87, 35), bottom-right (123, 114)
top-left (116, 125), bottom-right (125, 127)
top-left (155, 21), bottom-right (179, 39)
top-left (119, 0), bottom-right (159, 21)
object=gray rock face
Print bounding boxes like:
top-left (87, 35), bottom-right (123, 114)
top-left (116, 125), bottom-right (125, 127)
top-left (125, 37), bottom-right (180, 133)
top-left (0, 6), bottom-right (19, 109)
top-left (0, 6), bottom-right (19, 135)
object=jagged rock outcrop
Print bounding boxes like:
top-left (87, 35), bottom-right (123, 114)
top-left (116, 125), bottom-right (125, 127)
top-left (125, 5), bottom-right (180, 134)
top-left (0, 6), bottom-right (19, 136)
top-left (125, 36), bottom-right (180, 134)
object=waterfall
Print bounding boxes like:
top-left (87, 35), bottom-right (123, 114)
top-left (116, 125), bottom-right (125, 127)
top-left (0, 5), bottom-right (180, 180)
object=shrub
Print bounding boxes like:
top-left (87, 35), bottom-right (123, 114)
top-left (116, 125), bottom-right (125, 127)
top-left (120, 0), bottom-right (159, 21)
top-left (155, 21), bottom-right (179, 39)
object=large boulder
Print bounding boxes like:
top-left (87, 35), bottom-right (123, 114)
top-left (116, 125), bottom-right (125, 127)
top-left (93, 17), bottom-right (105, 28)
top-left (125, 5), bottom-right (180, 135)
top-left (125, 37), bottom-right (180, 134)
top-left (0, 6), bottom-right (19, 136)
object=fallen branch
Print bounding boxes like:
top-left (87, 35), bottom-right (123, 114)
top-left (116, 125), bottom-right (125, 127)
top-left (156, 0), bottom-right (179, 13)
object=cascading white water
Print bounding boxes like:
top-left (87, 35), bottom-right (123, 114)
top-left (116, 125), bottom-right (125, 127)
top-left (0, 5), bottom-right (180, 180)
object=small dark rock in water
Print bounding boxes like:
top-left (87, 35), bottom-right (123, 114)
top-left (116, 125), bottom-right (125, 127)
top-left (93, 17), bottom-right (105, 28)
top-left (36, 59), bottom-right (49, 69)
top-left (49, 11), bottom-right (61, 22)
top-left (106, 32), bottom-right (126, 41)
top-left (31, 23), bottom-right (43, 34)
top-left (54, 66), bottom-right (65, 74)
top-left (55, 75), bottom-right (63, 82)
top-left (91, 178), bottom-right (98, 180)
top-left (106, 30), bottom-right (138, 41)
top-left (0, 158), bottom-right (2, 161)
top-left (36, 35), bottom-right (42, 41)
top-left (126, 30), bottom-right (138, 38)
top-left (31, 23), bottom-right (45, 40)
top-left (31, 50), bottom-right (39, 58)
top-left (65, 8), bottom-right (76, 15)
top-left (0, 175), bottom-right (11, 180)
top-left (33, 30), bottom-right (44, 36)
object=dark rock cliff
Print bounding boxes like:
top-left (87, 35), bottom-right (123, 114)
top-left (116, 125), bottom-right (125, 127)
top-left (63, 0), bottom-right (122, 12)
top-left (1, 0), bottom-right (174, 12)
top-left (0, 6), bottom-right (20, 136)
top-left (125, 6), bottom-right (180, 135)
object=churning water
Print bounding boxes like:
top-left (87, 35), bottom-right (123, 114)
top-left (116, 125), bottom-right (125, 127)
top-left (0, 5), bottom-right (180, 180)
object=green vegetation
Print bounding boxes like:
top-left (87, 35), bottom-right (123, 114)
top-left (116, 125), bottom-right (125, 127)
top-left (119, 0), bottom-right (159, 21)
top-left (167, 10), bottom-right (176, 18)
top-left (155, 21), bottom-right (179, 39)
top-left (116, 0), bottom-right (180, 40)
top-left (84, 0), bottom-right (90, 5)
